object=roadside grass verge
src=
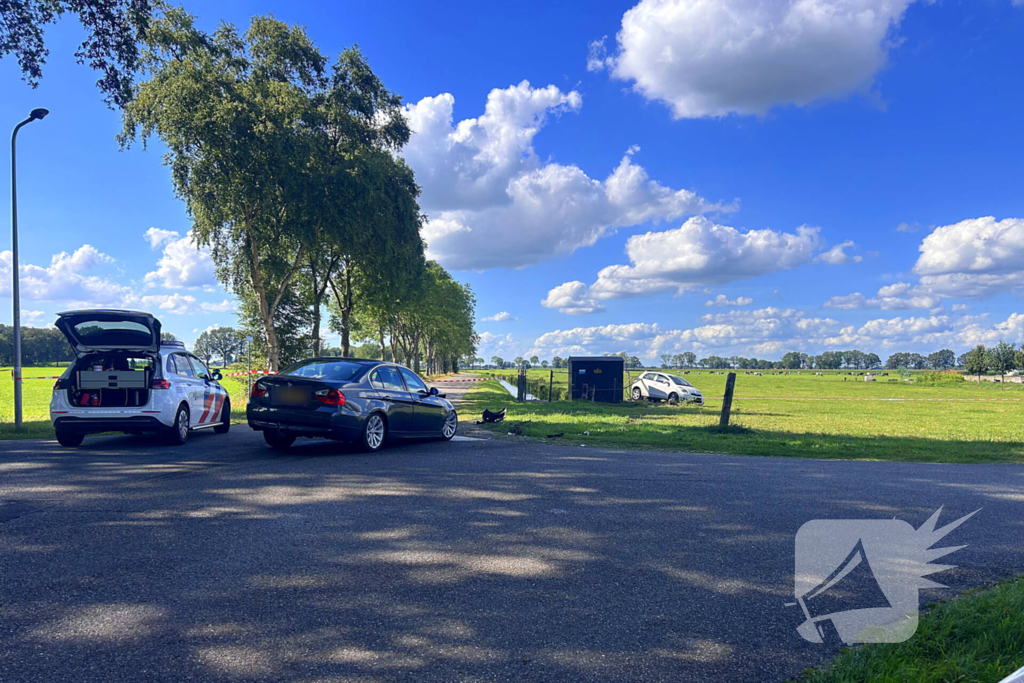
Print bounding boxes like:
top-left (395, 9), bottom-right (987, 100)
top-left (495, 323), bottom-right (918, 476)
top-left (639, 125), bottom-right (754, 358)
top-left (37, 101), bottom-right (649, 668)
top-left (460, 381), bottom-right (1024, 463)
top-left (798, 577), bottom-right (1024, 683)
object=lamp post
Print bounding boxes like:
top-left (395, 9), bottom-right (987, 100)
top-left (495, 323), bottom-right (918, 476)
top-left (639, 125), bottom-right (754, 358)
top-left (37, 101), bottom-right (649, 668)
top-left (11, 108), bottom-right (49, 431)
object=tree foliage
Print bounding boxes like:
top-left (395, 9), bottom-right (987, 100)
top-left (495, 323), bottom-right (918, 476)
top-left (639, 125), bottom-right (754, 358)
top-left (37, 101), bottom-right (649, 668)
top-left (120, 10), bottom-right (434, 370)
top-left (1, 0), bottom-right (152, 107)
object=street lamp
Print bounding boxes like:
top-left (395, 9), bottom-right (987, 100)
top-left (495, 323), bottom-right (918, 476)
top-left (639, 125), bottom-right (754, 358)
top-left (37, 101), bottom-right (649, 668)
top-left (11, 107), bottom-right (48, 430)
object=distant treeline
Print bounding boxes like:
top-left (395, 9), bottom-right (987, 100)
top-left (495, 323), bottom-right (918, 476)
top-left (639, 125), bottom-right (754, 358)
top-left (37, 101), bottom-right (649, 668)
top-left (0, 325), bottom-right (74, 367)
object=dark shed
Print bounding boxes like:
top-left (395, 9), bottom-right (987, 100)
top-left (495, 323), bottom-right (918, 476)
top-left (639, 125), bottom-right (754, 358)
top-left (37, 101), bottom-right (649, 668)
top-left (568, 356), bottom-right (625, 403)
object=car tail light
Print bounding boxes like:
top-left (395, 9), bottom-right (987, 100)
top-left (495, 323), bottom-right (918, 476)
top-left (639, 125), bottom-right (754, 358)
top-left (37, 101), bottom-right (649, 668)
top-left (54, 378), bottom-right (65, 390)
top-left (314, 388), bottom-right (345, 406)
top-left (250, 383), bottom-right (267, 398)
top-left (150, 379), bottom-right (172, 389)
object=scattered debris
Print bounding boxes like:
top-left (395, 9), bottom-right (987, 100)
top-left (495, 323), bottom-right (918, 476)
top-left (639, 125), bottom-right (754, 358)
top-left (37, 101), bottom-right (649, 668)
top-left (546, 433), bottom-right (564, 438)
top-left (583, 430), bottom-right (590, 436)
top-left (482, 407), bottom-right (506, 423)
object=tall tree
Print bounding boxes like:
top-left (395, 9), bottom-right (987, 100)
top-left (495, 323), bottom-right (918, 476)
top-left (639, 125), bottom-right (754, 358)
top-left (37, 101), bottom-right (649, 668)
top-left (988, 341), bottom-right (1016, 384)
top-left (121, 11), bottom-right (415, 370)
top-left (963, 345), bottom-right (989, 377)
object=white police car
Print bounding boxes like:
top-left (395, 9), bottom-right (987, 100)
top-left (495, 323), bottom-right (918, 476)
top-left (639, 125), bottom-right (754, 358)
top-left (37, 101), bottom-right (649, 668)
top-left (49, 310), bottom-right (231, 447)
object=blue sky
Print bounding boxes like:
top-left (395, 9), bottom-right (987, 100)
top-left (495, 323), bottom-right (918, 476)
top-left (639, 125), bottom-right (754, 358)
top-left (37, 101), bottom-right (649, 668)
top-left (2, 0), bottom-right (1024, 363)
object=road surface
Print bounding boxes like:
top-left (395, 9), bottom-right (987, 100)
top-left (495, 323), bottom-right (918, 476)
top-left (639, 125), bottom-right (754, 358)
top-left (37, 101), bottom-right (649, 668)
top-left (0, 418), bottom-right (1022, 681)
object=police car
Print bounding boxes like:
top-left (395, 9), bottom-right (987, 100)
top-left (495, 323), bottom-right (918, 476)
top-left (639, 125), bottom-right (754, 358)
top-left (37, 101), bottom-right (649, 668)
top-left (49, 310), bottom-right (231, 447)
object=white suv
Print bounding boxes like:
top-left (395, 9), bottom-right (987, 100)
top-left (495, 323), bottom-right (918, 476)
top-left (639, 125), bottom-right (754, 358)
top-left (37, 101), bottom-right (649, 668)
top-left (630, 372), bottom-right (704, 404)
top-left (49, 310), bottom-right (231, 447)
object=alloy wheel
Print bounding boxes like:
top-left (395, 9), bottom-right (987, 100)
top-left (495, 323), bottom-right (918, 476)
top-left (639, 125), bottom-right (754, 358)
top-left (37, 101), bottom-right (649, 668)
top-left (366, 415), bottom-right (385, 450)
top-left (443, 411), bottom-right (458, 439)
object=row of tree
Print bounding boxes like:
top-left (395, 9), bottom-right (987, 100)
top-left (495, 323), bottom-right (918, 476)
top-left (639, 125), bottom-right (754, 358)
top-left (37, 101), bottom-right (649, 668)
top-left (960, 342), bottom-right (1024, 382)
top-left (119, 9), bottom-right (476, 372)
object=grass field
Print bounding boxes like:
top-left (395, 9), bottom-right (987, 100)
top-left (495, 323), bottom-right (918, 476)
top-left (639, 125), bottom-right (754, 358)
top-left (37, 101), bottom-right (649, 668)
top-left (461, 369), bottom-right (1024, 463)
top-left (0, 366), bottom-right (253, 440)
top-left (799, 576), bottom-right (1024, 682)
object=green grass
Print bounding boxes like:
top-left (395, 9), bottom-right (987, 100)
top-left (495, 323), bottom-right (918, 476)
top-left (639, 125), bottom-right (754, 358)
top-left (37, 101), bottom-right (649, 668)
top-left (0, 365), bottom-right (253, 440)
top-left (461, 372), bottom-right (1024, 463)
top-left (799, 577), bottom-right (1024, 682)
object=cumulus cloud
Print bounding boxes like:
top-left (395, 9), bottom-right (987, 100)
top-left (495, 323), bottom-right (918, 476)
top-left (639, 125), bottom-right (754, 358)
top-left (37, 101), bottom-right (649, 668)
top-left (705, 294), bottom-right (753, 307)
top-left (403, 82), bottom-right (726, 270)
top-left (543, 217), bottom-right (821, 311)
top-left (541, 281), bottom-right (605, 315)
top-left (528, 309), bottom-right (1024, 361)
top-left (824, 282), bottom-right (940, 311)
top-left (481, 311), bottom-right (517, 322)
top-left (477, 331), bottom-right (524, 360)
top-left (0, 245), bottom-right (230, 315)
top-left (137, 294), bottom-right (234, 316)
top-left (144, 229), bottom-right (217, 290)
top-left (817, 240), bottom-right (862, 265)
top-left (0, 245), bottom-right (122, 303)
top-left (604, 0), bottom-right (916, 118)
top-left (908, 217), bottom-right (1024, 298)
top-left (144, 227), bottom-right (179, 249)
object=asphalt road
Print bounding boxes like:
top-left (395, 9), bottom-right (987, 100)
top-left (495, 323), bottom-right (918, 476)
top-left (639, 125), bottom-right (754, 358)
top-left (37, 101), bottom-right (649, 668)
top-left (1, 418), bottom-right (1022, 682)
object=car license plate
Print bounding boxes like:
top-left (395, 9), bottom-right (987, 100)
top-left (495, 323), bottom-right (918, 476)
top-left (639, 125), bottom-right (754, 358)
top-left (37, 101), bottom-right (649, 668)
top-left (273, 387), bottom-right (308, 406)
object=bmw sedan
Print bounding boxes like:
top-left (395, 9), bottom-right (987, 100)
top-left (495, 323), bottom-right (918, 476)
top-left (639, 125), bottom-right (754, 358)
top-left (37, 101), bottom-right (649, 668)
top-left (246, 358), bottom-right (458, 451)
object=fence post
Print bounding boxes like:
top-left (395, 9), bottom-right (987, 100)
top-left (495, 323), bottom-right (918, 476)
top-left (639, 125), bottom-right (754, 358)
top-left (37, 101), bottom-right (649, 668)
top-left (517, 370), bottom-right (526, 402)
top-left (719, 372), bottom-right (736, 428)
top-left (548, 370), bottom-right (553, 402)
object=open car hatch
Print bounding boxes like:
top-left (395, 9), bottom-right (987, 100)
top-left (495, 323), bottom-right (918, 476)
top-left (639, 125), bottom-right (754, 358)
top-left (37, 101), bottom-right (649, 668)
top-left (55, 310), bottom-right (162, 357)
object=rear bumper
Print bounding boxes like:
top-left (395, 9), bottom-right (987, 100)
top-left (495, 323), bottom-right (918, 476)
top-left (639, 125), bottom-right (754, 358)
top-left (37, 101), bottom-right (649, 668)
top-left (246, 405), bottom-right (363, 441)
top-left (53, 416), bottom-right (168, 434)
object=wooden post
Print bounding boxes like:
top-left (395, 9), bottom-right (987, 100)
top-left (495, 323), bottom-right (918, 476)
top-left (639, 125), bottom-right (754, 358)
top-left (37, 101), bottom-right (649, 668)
top-left (719, 372), bottom-right (736, 428)
top-left (549, 370), bottom-right (553, 402)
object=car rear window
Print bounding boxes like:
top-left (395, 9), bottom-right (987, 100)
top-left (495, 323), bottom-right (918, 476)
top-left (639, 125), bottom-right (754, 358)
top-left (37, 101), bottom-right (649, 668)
top-left (282, 360), bottom-right (366, 381)
top-left (73, 321), bottom-right (152, 346)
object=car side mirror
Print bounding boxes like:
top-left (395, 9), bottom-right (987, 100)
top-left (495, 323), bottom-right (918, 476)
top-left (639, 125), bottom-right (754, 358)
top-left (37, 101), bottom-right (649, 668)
top-left (212, 371), bottom-right (223, 381)
top-left (429, 386), bottom-right (439, 396)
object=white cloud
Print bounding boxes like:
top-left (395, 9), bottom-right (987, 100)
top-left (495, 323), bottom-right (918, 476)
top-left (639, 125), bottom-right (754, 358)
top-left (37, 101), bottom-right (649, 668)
top-left (477, 331), bottom-right (523, 360)
top-left (528, 309), bottom-right (1024, 361)
top-left (544, 217), bottom-right (821, 310)
top-left (817, 240), bottom-right (862, 265)
top-left (144, 229), bottom-right (217, 290)
top-left (0, 245), bottom-right (231, 316)
top-left (481, 311), bottom-right (517, 322)
top-left (0, 245), bottom-right (124, 304)
top-left (541, 281), bottom-right (605, 315)
top-left (896, 222), bottom-right (920, 233)
top-left (705, 294), bottom-right (753, 307)
top-left (144, 227), bottom-right (179, 249)
top-left (23, 310), bottom-right (46, 325)
top-left (605, 0), bottom-right (916, 119)
top-left (909, 217), bottom-right (1024, 298)
top-left (137, 294), bottom-right (234, 316)
top-left (403, 82), bottom-right (725, 270)
top-left (824, 282), bottom-right (941, 311)
top-left (587, 37), bottom-right (610, 72)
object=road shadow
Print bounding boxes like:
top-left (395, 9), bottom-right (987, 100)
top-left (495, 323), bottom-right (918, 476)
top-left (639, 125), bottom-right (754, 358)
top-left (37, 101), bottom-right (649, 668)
top-left (0, 436), bottom-right (1022, 681)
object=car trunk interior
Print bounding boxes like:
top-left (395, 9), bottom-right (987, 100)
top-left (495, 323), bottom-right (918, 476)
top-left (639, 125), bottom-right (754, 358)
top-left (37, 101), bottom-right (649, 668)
top-left (67, 353), bottom-right (155, 408)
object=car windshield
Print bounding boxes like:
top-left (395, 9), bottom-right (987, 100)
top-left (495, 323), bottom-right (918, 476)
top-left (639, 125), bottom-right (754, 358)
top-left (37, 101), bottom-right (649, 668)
top-left (282, 360), bottom-right (366, 381)
top-left (670, 376), bottom-right (692, 387)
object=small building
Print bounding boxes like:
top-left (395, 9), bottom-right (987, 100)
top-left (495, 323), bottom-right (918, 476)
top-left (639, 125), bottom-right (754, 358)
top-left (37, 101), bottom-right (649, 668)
top-left (568, 356), bottom-right (625, 403)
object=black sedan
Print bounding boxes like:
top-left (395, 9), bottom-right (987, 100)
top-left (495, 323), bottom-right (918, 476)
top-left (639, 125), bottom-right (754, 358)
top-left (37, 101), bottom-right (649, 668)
top-left (246, 358), bottom-right (458, 451)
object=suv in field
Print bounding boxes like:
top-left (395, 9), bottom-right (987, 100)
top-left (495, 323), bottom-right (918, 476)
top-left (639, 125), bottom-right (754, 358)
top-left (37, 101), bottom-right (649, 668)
top-left (49, 310), bottom-right (231, 447)
top-left (630, 371), bottom-right (704, 404)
